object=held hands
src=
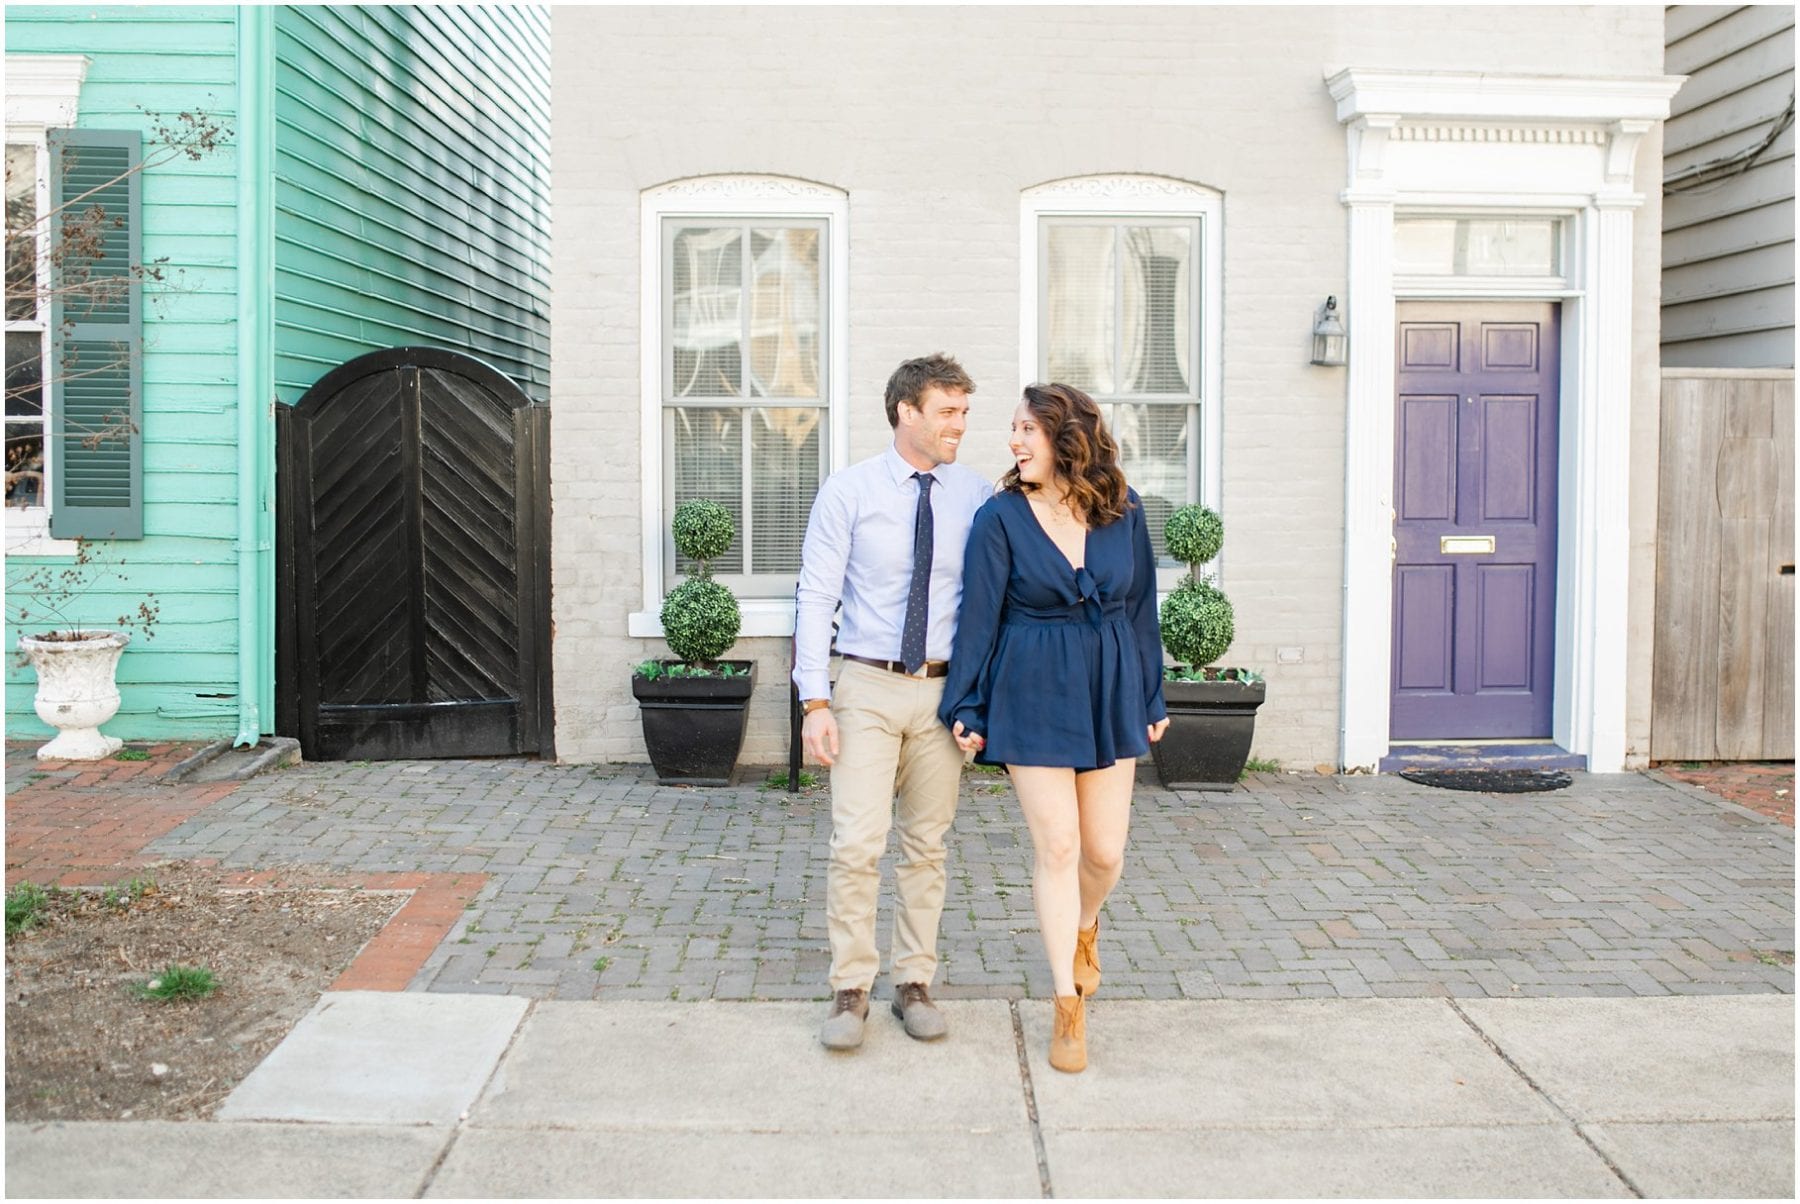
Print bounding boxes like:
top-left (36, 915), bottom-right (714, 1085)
top-left (802, 707), bottom-right (841, 767)
top-left (951, 720), bottom-right (986, 756)
top-left (1148, 718), bottom-right (1170, 744)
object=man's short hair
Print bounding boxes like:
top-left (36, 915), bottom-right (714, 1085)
top-left (884, 353), bottom-right (976, 427)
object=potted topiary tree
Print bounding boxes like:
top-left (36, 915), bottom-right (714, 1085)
top-left (631, 499), bottom-right (756, 785)
top-left (1152, 504), bottom-right (1266, 790)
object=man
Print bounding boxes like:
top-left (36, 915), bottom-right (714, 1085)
top-left (794, 353), bottom-right (991, 1050)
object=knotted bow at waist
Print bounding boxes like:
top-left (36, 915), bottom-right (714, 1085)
top-left (1005, 567), bottom-right (1127, 628)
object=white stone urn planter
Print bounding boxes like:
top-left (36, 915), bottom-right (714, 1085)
top-left (19, 631), bottom-right (130, 760)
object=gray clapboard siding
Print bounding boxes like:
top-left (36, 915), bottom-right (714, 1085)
top-left (1651, 370), bottom-right (1794, 761)
top-left (1662, 5), bottom-right (1795, 367)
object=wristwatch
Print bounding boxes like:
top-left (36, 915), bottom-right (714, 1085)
top-left (801, 698), bottom-right (831, 715)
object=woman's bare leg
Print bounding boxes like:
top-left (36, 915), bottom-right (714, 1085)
top-left (1075, 759), bottom-right (1136, 928)
top-left (1009, 763), bottom-right (1082, 998)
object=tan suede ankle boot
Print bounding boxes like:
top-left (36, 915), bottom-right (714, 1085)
top-left (1074, 919), bottom-right (1101, 997)
top-left (1050, 993), bottom-right (1087, 1073)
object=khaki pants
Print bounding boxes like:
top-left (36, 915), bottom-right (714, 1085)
top-left (826, 660), bottom-right (965, 992)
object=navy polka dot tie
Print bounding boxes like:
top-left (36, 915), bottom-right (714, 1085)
top-left (901, 472), bottom-right (935, 674)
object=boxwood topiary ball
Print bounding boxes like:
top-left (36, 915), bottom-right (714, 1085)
top-left (1164, 504), bottom-right (1223, 569)
top-left (1159, 578), bottom-right (1234, 669)
top-left (671, 499), bottom-right (735, 565)
top-left (661, 576), bottom-right (741, 664)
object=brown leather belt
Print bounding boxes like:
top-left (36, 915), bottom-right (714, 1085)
top-left (841, 653), bottom-right (950, 679)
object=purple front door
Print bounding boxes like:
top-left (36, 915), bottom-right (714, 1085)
top-left (1390, 302), bottom-right (1559, 739)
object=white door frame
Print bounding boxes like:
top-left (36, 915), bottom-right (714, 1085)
top-left (1327, 69), bottom-right (1684, 773)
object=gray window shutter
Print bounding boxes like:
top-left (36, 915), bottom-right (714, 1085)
top-left (48, 128), bottom-right (142, 540)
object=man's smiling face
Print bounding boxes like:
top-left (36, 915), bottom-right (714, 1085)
top-left (897, 384), bottom-right (971, 469)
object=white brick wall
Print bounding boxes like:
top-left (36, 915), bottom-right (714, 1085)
top-left (551, 5), bottom-right (1668, 769)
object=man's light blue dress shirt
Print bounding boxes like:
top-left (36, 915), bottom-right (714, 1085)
top-left (792, 446), bottom-right (993, 701)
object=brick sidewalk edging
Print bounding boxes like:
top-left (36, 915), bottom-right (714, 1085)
top-left (1654, 762), bottom-right (1794, 827)
top-left (6, 741), bottom-right (486, 993)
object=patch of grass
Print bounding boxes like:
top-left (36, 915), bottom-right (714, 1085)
top-left (485, 947), bottom-right (498, 958)
top-left (1677, 761), bottom-right (1705, 771)
top-left (132, 965), bottom-right (218, 1002)
top-left (761, 768), bottom-right (819, 790)
top-left (6, 882), bottom-right (50, 936)
top-left (1242, 756), bottom-right (1282, 775)
top-left (980, 784), bottom-right (1007, 795)
top-left (101, 876), bottom-right (155, 910)
top-left (1756, 949), bottom-right (1795, 967)
top-left (592, 956), bottom-right (611, 973)
top-left (112, 747), bottom-right (151, 762)
top-left (967, 762), bottom-right (1006, 776)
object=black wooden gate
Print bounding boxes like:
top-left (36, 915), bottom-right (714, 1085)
top-left (277, 348), bottom-right (553, 761)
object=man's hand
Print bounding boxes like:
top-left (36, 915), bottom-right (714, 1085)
top-left (951, 720), bottom-right (985, 756)
top-left (1148, 718), bottom-right (1170, 744)
top-left (802, 706), bottom-right (840, 767)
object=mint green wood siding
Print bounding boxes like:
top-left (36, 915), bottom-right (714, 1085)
top-left (5, 6), bottom-right (243, 739)
top-left (273, 5), bottom-right (550, 404)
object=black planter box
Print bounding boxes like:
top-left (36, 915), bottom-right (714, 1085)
top-left (631, 661), bottom-right (756, 785)
top-left (1150, 676), bottom-right (1267, 791)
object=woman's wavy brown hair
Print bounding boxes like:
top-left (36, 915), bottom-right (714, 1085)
top-left (999, 383), bottom-right (1132, 526)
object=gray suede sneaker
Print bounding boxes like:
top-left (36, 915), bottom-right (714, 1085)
top-left (820, 988), bottom-right (870, 1050)
top-left (891, 981), bottom-right (947, 1041)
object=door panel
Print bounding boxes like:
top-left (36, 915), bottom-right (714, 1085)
top-left (1391, 303), bottom-right (1559, 739)
top-left (1395, 565), bottom-right (1454, 690)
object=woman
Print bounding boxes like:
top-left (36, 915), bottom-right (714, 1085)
top-left (939, 382), bottom-right (1168, 1073)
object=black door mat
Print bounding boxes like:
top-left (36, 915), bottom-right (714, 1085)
top-left (1399, 768), bottom-right (1573, 793)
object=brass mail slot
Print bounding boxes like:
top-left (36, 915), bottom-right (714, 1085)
top-left (1441, 535), bottom-right (1496, 555)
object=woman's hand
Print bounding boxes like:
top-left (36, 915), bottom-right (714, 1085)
top-left (1148, 718), bottom-right (1170, 744)
top-left (951, 720), bottom-right (986, 755)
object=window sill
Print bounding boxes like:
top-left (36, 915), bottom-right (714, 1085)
top-left (4, 509), bottom-right (78, 557)
top-left (629, 598), bottom-right (798, 641)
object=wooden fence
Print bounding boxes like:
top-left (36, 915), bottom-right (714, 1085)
top-left (1652, 369), bottom-right (1794, 762)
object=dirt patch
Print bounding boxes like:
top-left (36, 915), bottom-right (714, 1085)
top-left (5, 863), bottom-right (403, 1122)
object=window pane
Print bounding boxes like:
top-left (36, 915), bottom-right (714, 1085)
top-left (748, 228), bottom-right (820, 399)
top-left (6, 143), bottom-right (38, 322)
top-left (6, 421), bottom-right (44, 508)
top-left (749, 406), bottom-right (822, 573)
top-left (1106, 402), bottom-right (1190, 563)
top-left (1120, 225), bottom-right (1192, 394)
top-left (671, 226), bottom-right (743, 397)
top-left (669, 406), bottom-right (744, 575)
top-left (1394, 218), bottom-right (1560, 276)
top-left (1045, 225), bottom-right (1115, 393)
top-left (7, 330), bottom-right (43, 416)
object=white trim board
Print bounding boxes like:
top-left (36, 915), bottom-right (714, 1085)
top-left (1328, 68), bottom-right (1683, 774)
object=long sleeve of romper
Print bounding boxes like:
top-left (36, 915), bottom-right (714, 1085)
top-left (1128, 494), bottom-right (1169, 724)
top-left (937, 500), bottom-right (1010, 740)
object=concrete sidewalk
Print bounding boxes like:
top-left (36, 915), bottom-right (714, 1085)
top-left (7, 993), bottom-right (1793, 1198)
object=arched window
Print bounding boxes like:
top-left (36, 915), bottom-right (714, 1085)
top-left (637, 176), bottom-right (848, 624)
top-left (1021, 176), bottom-right (1222, 571)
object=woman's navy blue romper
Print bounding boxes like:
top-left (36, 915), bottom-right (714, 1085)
top-left (939, 487), bottom-right (1168, 771)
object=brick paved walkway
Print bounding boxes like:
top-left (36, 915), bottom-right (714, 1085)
top-left (127, 759), bottom-right (1793, 1003)
top-left (1655, 761), bottom-right (1794, 828)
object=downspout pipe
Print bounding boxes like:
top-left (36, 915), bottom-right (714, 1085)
top-left (233, 5), bottom-right (274, 747)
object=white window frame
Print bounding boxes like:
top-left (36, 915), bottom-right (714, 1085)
top-left (629, 176), bottom-right (849, 639)
top-left (1020, 176), bottom-right (1224, 591)
top-left (4, 54), bottom-right (87, 556)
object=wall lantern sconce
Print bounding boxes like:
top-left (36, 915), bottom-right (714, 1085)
top-left (1311, 296), bottom-right (1347, 367)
